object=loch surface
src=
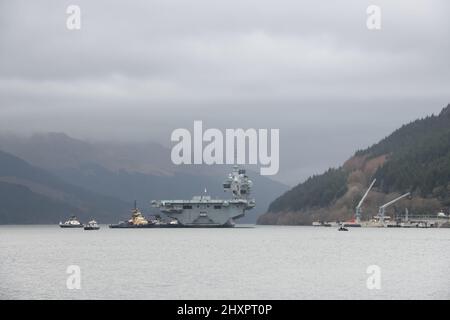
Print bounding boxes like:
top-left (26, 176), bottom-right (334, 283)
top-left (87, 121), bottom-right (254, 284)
top-left (0, 225), bottom-right (449, 299)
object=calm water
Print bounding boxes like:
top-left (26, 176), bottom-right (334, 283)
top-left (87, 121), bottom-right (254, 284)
top-left (0, 225), bottom-right (449, 300)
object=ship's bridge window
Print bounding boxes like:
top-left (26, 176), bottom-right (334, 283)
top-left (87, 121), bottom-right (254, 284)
top-left (183, 205), bottom-right (192, 209)
top-left (214, 205), bottom-right (222, 209)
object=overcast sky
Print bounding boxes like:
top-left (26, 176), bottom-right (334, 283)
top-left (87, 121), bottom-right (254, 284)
top-left (0, 0), bottom-right (449, 185)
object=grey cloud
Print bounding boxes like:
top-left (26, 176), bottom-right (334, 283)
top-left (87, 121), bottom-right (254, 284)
top-left (0, 0), bottom-right (448, 185)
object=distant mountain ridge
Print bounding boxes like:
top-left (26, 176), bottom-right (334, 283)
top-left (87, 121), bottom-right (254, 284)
top-left (0, 150), bottom-right (129, 224)
top-left (0, 132), bottom-right (173, 176)
top-left (0, 133), bottom-right (288, 224)
top-left (258, 104), bottom-right (450, 225)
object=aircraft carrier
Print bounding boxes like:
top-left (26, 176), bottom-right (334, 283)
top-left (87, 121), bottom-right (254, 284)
top-left (151, 166), bottom-right (256, 227)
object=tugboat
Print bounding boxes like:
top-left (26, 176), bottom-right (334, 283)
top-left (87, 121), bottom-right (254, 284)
top-left (109, 201), bottom-right (149, 228)
top-left (341, 219), bottom-right (361, 228)
top-left (59, 216), bottom-right (83, 228)
top-left (109, 201), bottom-right (180, 228)
top-left (84, 220), bottom-right (100, 230)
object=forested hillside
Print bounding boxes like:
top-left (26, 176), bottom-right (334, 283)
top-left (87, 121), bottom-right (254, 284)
top-left (258, 104), bottom-right (450, 225)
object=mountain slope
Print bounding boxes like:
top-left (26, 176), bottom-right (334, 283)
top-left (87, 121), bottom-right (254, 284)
top-left (258, 104), bottom-right (450, 225)
top-left (0, 149), bottom-right (129, 224)
top-left (0, 181), bottom-right (80, 224)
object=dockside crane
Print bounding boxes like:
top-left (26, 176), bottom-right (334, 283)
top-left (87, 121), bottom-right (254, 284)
top-left (355, 179), bottom-right (376, 223)
top-left (378, 192), bottom-right (411, 221)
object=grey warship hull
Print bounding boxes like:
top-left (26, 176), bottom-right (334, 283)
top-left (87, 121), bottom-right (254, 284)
top-left (153, 199), bottom-right (250, 227)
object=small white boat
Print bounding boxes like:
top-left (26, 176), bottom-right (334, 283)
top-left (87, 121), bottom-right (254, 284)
top-left (59, 216), bottom-right (83, 228)
top-left (84, 220), bottom-right (100, 230)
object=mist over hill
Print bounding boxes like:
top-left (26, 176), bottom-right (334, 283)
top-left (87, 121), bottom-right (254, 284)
top-left (0, 134), bottom-right (288, 224)
top-left (4, 103), bottom-right (448, 226)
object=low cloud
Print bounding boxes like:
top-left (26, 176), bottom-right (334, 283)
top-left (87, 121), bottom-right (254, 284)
top-left (0, 0), bottom-right (448, 184)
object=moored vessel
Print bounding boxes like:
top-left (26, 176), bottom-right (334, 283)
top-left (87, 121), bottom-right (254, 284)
top-left (152, 166), bottom-right (255, 227)
top-left (342, 219), bottom-right (362, 228)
